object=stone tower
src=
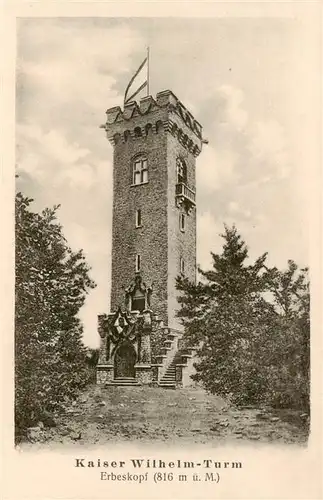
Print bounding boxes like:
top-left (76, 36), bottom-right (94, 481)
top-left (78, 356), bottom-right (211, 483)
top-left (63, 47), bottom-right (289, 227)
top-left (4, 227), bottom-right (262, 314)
top-left (105, 90), bottom-right (203, 328)
top-left (97, 90), bottom-right (204, 387)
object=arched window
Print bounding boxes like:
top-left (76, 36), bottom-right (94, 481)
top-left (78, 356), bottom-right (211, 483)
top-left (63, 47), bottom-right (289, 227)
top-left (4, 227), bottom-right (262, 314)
top-left (176, 158), bottom-right (187, 184)
top-left (133, 156), bottom-right (148, 185)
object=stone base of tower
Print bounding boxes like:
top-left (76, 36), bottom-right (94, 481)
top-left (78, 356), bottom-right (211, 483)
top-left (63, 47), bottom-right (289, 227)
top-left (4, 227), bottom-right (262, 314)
top-left (96, 364), bottom-right (114, 385)
top-left (134, 364), bottom-right (154, 385)
top-left (96, 308), bottom-right (198, 388)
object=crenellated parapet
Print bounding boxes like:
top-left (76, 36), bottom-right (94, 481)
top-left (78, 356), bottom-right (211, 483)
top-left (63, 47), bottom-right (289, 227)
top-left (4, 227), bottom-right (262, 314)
top-left (100, 90), bottom-right (206, 157)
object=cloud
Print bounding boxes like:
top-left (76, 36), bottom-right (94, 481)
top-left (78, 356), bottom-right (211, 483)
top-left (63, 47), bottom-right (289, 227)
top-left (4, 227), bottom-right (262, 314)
top-left (197, 211), bottom-right (223, 269)
top-left (16, 122), bottom-right (114, 189)
top-left (216, 85), bottom-right (249, 129)
top-left (18, 20), bottom-right (146, 115)
top-left (202, 85), bottom-right (291, 186)
top-left (18, 124), bottom-right (90, 165)
top-left (228, 201), bottom-right (251, 219)
top-left (248, 120), bottom-right (291, 179)
top-left (194, 82), bottom-right (304, 275)
top-left (197, 146), bottom-right (239, 194)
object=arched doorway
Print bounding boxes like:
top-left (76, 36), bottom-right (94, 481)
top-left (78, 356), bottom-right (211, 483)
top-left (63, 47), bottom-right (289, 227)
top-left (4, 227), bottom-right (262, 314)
top-left (114, 342), bottom-right (136, 379)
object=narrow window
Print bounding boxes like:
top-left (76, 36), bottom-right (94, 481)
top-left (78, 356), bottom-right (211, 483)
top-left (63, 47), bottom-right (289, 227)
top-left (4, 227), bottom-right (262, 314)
top-left (180, 257), bottom-right (185, 275)
top-left (135, 209), bottom-right (142, 228)
top-left (180, 213), bottom-right (185, 232)
top-left (136, 254), bottom-right (141, 272)
top-left (133, 157), bottom-right (148, 185)
top-left (176, 158), bottom-right (187, 184)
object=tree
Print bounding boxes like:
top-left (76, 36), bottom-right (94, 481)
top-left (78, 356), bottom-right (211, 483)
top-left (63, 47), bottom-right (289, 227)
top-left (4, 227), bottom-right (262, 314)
top-left (15, 192), bottom-right (96, 438)
top-left (264, 262), bottom-right (310, 410)
top-left (177, 225), bottom-right (274, 403)
top-left (176, 225), bottom-right (310, 409)
top-left (267, 260), bottom-right (309, 317)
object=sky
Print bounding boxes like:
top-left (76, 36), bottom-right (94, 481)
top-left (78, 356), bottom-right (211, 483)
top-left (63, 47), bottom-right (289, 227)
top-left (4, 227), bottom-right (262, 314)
top-left (16, 17), bottom-right (318, 348)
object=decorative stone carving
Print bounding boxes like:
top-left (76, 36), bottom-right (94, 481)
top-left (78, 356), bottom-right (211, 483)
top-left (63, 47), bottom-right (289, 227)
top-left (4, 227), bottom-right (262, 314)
top-left (98, 314), bottom-right (108, 338)
top-left (97, 304), bottom-right (154, 382)
top-left (141, 310), bottom-right (152, 330)
top-left (108, 308), bottom-right (138, 354)
top-left (175, 196), bottom-right (196, 215)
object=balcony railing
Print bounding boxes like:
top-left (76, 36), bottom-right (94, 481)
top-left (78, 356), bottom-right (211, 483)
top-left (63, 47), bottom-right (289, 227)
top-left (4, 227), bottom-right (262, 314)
top-left (175, 182), bottom-right (196, 207)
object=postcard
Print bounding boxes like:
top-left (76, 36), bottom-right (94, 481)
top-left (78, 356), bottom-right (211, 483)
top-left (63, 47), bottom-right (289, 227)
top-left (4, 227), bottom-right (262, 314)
top-left (1, 2), bottom-right (322, 499)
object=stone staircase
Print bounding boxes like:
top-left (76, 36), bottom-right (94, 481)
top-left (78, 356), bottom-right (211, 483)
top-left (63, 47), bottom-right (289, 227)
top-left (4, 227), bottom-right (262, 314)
top-left (158, 351), bottom-right (183, 388)
top-left (152, 327), bottom-right (196, 389)
top-left (106, 377), bottom-right (140, 387)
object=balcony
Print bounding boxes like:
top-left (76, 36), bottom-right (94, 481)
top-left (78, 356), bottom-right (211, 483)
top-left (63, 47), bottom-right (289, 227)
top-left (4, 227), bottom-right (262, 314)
top-left (175, 182), bottom-right (196, 211)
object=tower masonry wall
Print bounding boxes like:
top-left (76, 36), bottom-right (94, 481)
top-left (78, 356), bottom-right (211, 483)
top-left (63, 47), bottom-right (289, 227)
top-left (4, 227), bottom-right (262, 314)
top-left (103, 90), bottom-right (203, 328)
top-left (110, 115), bottom-right (169, 323)
top-left (166, 132), bottom-right (197, 329)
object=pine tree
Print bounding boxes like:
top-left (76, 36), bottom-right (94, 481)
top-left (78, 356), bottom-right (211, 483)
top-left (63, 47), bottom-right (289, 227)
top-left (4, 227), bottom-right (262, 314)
top-left (176, 225), bottom-right (274, 403)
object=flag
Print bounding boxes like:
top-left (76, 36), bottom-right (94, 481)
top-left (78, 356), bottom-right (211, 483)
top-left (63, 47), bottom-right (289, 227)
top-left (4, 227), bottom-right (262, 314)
top-left (124, 54), bottom-right (149, 104)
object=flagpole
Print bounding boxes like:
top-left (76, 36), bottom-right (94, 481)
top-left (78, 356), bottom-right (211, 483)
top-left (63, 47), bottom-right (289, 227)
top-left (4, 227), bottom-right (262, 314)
top-left (147, 46), bottom-right (150, 97)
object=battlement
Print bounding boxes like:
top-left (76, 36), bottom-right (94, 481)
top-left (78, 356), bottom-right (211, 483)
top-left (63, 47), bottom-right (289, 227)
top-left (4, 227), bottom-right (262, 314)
top-left (101, 90), bottom-right (205, 156)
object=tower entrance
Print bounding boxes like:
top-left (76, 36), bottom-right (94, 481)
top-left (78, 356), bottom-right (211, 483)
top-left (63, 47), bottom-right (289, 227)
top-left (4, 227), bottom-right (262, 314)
top-left (114, 342), bottom-right (137, 378)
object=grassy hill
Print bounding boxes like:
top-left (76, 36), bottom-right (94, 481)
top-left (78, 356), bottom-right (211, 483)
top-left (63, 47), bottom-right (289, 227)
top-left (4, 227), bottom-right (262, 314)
top-left (20, 385), bottom-right (309, 448)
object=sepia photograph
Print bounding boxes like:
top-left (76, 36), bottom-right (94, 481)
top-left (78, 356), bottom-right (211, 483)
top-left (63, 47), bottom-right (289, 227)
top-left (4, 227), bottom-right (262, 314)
top-left (14, 15), bottom-right (315, 452)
